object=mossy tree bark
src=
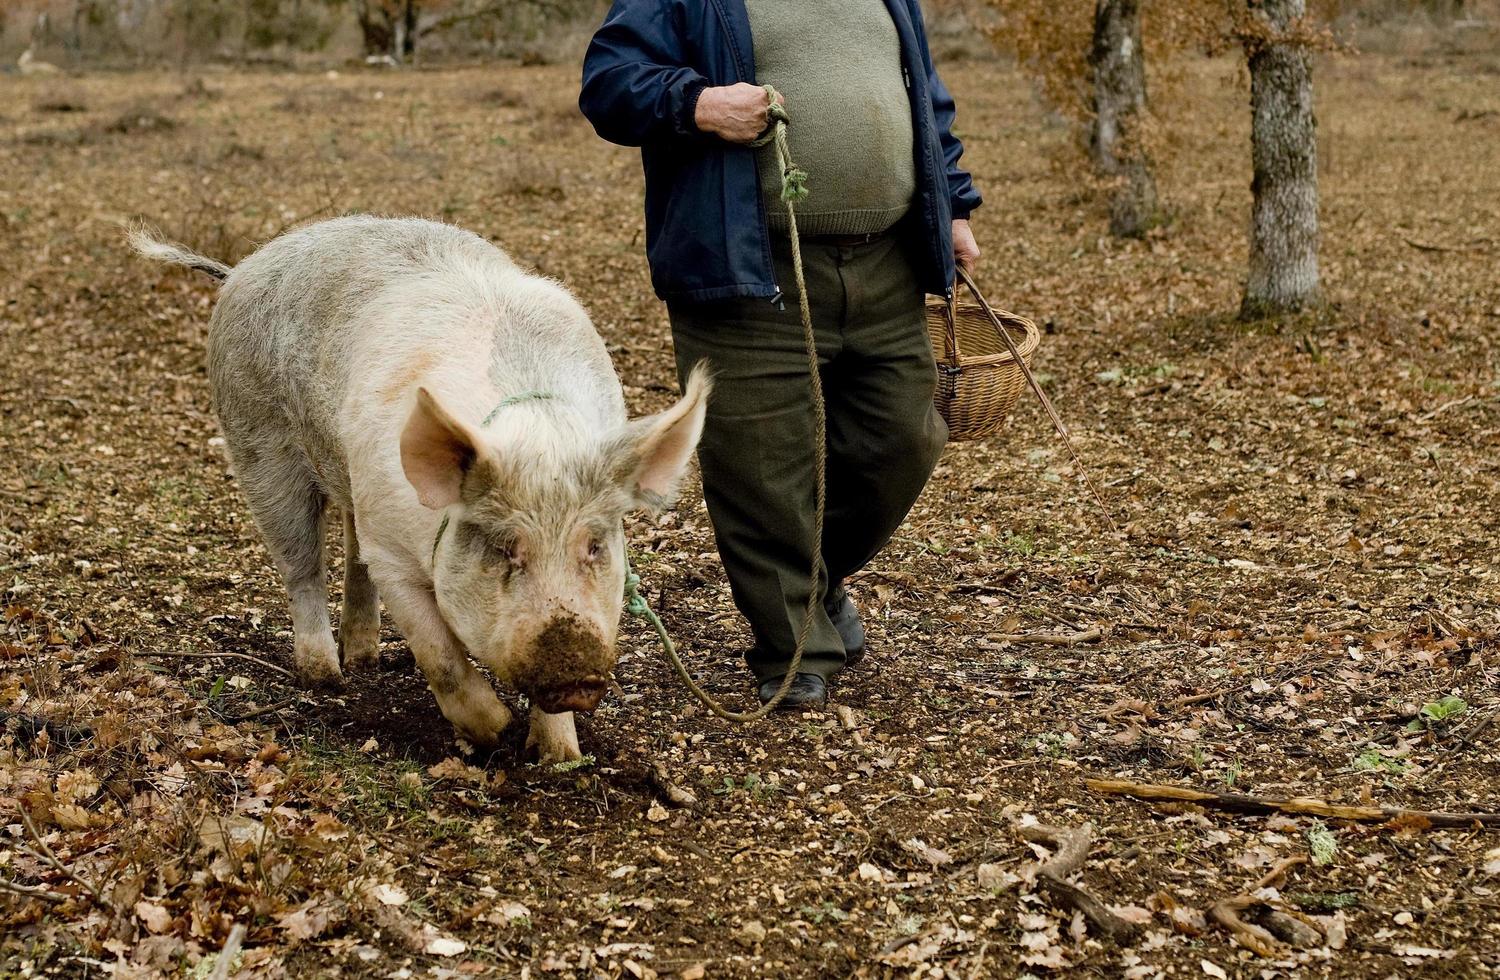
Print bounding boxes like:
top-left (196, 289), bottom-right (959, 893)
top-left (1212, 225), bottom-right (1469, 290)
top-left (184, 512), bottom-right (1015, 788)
top-left (1242, 0), bottom-right (1321, 317)
top-left (1089, 0), bottom-right (1159, 238)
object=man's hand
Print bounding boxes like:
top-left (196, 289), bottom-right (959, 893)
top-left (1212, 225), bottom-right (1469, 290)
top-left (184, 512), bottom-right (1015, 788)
top-left (694, 83), bottom-right (783, 144)
top-left (953, 219), bottom-right (981, 276)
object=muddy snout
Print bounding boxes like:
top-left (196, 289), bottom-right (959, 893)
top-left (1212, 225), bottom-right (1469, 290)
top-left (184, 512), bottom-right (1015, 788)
top-left (521, 613), bottom-right (616, 715)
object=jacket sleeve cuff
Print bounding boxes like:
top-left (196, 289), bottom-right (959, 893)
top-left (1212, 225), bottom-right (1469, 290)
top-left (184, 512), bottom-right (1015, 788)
top-left (676, 77), bottom-right (710, 137)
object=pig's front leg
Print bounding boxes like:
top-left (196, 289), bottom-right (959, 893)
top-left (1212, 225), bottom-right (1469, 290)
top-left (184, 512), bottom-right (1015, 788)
top-left (527, 708), bottom-right (582, 765)
top-left (378, 578), bottom-right (513, 747)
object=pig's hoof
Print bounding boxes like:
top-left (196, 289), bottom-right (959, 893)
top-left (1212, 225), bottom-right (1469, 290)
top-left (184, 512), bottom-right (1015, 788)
top-left (295, 637), bottom-right (343, 689)
top-left (448, 699), bottom-right (513, 750)
top-left (527, 710), bottom-right (582, 765)
top-left (338, 631), bottom-right (381, 672)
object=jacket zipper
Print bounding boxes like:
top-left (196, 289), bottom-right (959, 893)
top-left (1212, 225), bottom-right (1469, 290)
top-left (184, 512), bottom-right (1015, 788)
top-left (709, 0), bottom-right (782, 305)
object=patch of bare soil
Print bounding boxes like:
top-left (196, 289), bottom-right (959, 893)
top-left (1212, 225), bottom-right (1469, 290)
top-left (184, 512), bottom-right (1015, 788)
top-left (1, 46), bottom-right (1498, 978)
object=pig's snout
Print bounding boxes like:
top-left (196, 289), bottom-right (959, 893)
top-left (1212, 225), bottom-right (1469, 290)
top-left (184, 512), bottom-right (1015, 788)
top-left (533, 677), bottom-right (608, 714)
top-left (520, 613), bottom-right (616, 714)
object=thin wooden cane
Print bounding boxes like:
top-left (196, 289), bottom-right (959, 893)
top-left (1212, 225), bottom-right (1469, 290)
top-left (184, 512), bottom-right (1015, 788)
top-left (955, 267), bottom-right (1116, 529)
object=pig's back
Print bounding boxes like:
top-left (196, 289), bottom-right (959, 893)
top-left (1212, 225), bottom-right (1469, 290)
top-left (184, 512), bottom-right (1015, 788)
top-left (205, 216), bottom-right (621, 506)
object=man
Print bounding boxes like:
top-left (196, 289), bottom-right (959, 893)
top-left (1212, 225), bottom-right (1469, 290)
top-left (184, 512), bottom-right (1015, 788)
top-left (580, 0), bottom-right (982, 708)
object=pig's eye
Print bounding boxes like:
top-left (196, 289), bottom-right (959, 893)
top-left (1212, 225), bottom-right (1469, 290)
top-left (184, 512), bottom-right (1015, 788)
top-left (481, 536), bottom-right (523, 571)
top-left (586, 538), bottom-right (606, 563)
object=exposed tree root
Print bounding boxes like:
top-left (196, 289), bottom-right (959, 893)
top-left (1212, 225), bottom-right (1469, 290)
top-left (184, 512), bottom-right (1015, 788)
top-left (1209, 894), bottom-right (1281, 957)
top-left (1016, 822), bottom-right (1143, 943)
top-left (1085, 778), bottom-right (1500, 828)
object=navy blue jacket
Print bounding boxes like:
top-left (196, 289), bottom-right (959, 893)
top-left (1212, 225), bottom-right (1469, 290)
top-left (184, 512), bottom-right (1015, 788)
top-left (579, 0), bottom-right (982, 304)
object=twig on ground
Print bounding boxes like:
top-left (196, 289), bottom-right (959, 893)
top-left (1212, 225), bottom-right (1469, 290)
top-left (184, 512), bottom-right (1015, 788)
top-left (20, 808), bottom-right (106, 906)
top-left (1209, 894), bottom-right (1280, 957)
top-left (1255, 855), bottom-right (1307, 890)
top-left (1401, 236), bottom-right (1494, 253)
top-left (0, 710), bottom-right (94, 746)
top-left (208, 923), bottom-right (246, 980)
top-left (647, 758), bottom-right (698, 808)
top-left (982, 627), bottom-right (1103, 647)
top-left (141, 649), bottom-right (296, 678)
top-left (0, 877), bottom-right (68, 903)
top-left (1417, 395), bottom-right (1477, 421)
top-left (1016, 822), bottom-right (1142, 943)
top-left (1454, 711), bottom-right (1495, 754)
top-left (1166, 681), bottom-right (1256, 712)
top-left (1085, 778), bottom-right (1500, 829)
top-left (217, 698), bottom-right (296, 723)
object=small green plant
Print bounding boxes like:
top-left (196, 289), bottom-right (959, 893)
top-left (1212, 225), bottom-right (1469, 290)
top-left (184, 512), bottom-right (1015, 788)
top-left (550, 754), bottom-right (595, 773)
top-left (1352, 750), bottom-right (1410, 776)
top-left (1027, 732), bottom-right (1075, 758)
top-left (1307, 820), bottom-right (1338, 866)
top-left (1221, 760), bottom-right (1242, 787)
top-left (798, 902), bottom-right (849, 925)
top-left (1288, 891), bottom-right (1360, 912)
top-left (1407, 696), bottom-right (1467, 732)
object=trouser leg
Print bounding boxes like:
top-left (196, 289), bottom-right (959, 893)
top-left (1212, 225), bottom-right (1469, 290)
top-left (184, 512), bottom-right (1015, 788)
top-left (821, 236), bottom-right (948, 582)
top-left (668, 245), bottom-right (848, 683)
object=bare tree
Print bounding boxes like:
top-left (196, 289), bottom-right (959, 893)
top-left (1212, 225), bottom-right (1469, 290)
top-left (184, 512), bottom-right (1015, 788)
top-left (1241, 0), bottom-right (1321, 317)
top-left (1089, 0), bottom-right (1159, 237)
top-left (354, 0), bottom-right (418, 60)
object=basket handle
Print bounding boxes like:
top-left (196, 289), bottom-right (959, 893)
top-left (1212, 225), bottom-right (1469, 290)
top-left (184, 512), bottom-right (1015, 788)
top-left (954, 266), bottom-right (1117, 529)
top-left (941, 290), bottom-right (961, 366)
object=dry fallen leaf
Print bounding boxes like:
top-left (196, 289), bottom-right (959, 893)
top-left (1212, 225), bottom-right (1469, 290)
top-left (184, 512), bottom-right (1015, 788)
top-left (424, 935), bottom-right (466, 957)
top-left (134, 899), bottom-right (172, 934)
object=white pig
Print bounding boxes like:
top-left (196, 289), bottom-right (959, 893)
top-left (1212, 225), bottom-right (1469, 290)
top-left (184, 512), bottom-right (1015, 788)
top-left (132, 216), bottom-right (709, 762)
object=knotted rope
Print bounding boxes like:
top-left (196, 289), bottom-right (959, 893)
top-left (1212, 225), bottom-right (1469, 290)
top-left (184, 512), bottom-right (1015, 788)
top-left (625, 84), bottom-right (826, 721)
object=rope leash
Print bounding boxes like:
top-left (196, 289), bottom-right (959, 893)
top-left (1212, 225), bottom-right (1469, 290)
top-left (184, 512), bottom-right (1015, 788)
top-left (438, 93), bottom-right (821, 721)
top-left (625, 85), bottom-right (823, 721)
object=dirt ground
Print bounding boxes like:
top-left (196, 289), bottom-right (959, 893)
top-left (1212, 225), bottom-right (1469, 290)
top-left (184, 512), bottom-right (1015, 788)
top-left (2, 34), bottom-right (1499, 980)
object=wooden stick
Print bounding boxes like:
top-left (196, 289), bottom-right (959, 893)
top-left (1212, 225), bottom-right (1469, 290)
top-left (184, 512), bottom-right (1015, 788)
top-left (20, 808), bottom-right (105, 906)
top-left (140, 649), bottom-right (296, 679)
top-left (1209, 894), bottom-right (1279, 957)
top-left (983, 627), bottom-right (1103, 647)
top-left (208, 923), bottom-right (246, 980)
top-left (1016, 823), bottom-right (1142, 943)
top-left (0, 877), bottom-right (68, 903)
top-left (1255, 855), bottom-right (1307, 890)
top-left (1085, 778), bottom-right (1500, 829)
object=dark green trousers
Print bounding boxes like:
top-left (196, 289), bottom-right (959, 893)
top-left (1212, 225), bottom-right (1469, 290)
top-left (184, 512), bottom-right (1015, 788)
top-left (669, 232), bottom-right (948, 682)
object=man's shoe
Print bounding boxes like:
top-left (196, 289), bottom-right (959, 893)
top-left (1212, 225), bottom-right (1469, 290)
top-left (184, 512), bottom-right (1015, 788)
top-left (824, 584), bottom-right (866, 666)
top-left (758, 672), bottom-right (827, 710)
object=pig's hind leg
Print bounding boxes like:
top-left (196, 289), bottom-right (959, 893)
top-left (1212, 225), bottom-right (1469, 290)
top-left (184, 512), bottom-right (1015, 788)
top-left (378, 579), bottom-right (514, 747)
top-left (235, 452), bottom-right (342, 688)
top-left (338, 511), bottom-right (382, 671)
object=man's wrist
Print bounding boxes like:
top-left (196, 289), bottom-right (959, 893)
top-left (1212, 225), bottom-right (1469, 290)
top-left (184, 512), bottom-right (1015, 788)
top-left (692, 86), bottom-right (721, 135)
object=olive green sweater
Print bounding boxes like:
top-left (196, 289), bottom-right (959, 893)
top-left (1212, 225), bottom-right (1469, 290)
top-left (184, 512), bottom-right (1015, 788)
top-left (747, 0), bottom-right (916, 236)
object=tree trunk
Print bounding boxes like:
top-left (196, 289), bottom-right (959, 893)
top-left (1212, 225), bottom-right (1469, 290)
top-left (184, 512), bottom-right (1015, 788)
top-left (1241, 0), bottom-right (1320, 318)
top-left (1089, 0), bottom-right (1159, 238)
top-left (402, 0), bottom-right (418, 60)
top-left (354, 0), bottom-right (393, 58)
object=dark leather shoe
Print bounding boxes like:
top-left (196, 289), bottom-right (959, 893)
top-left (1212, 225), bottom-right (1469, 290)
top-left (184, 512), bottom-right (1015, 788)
top-left (824, 584), bottom-right (866, 666)
top-left (758, 672), bottom-right (827, 710)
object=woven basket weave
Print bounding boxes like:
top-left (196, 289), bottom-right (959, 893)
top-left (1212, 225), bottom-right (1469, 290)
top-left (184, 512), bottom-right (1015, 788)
top-left (927, 275), bottom-right (1042, 442)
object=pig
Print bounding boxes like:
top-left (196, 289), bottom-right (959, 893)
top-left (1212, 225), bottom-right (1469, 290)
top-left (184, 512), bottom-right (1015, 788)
top-left (131, 216), bottom-right (710, 762)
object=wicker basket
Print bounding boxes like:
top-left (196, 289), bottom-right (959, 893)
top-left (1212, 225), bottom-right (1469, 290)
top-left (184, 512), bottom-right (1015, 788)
top-left (927, 272), bottom-right (1042, 441)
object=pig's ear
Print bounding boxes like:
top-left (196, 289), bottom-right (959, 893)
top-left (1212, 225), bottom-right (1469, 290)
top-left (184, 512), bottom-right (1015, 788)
top-left (612, 362), bottom-right (712, 513)
top-left (401, 388), bottom-right (486, 510)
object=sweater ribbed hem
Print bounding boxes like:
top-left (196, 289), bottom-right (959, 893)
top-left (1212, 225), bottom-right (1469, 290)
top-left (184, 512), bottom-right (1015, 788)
top-left (767, 204), bottom-right (912, 238)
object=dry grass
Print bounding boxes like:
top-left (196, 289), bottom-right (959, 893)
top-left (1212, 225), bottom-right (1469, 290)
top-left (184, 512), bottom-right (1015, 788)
top-left (1, 38), bottom-right (1498, 978)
